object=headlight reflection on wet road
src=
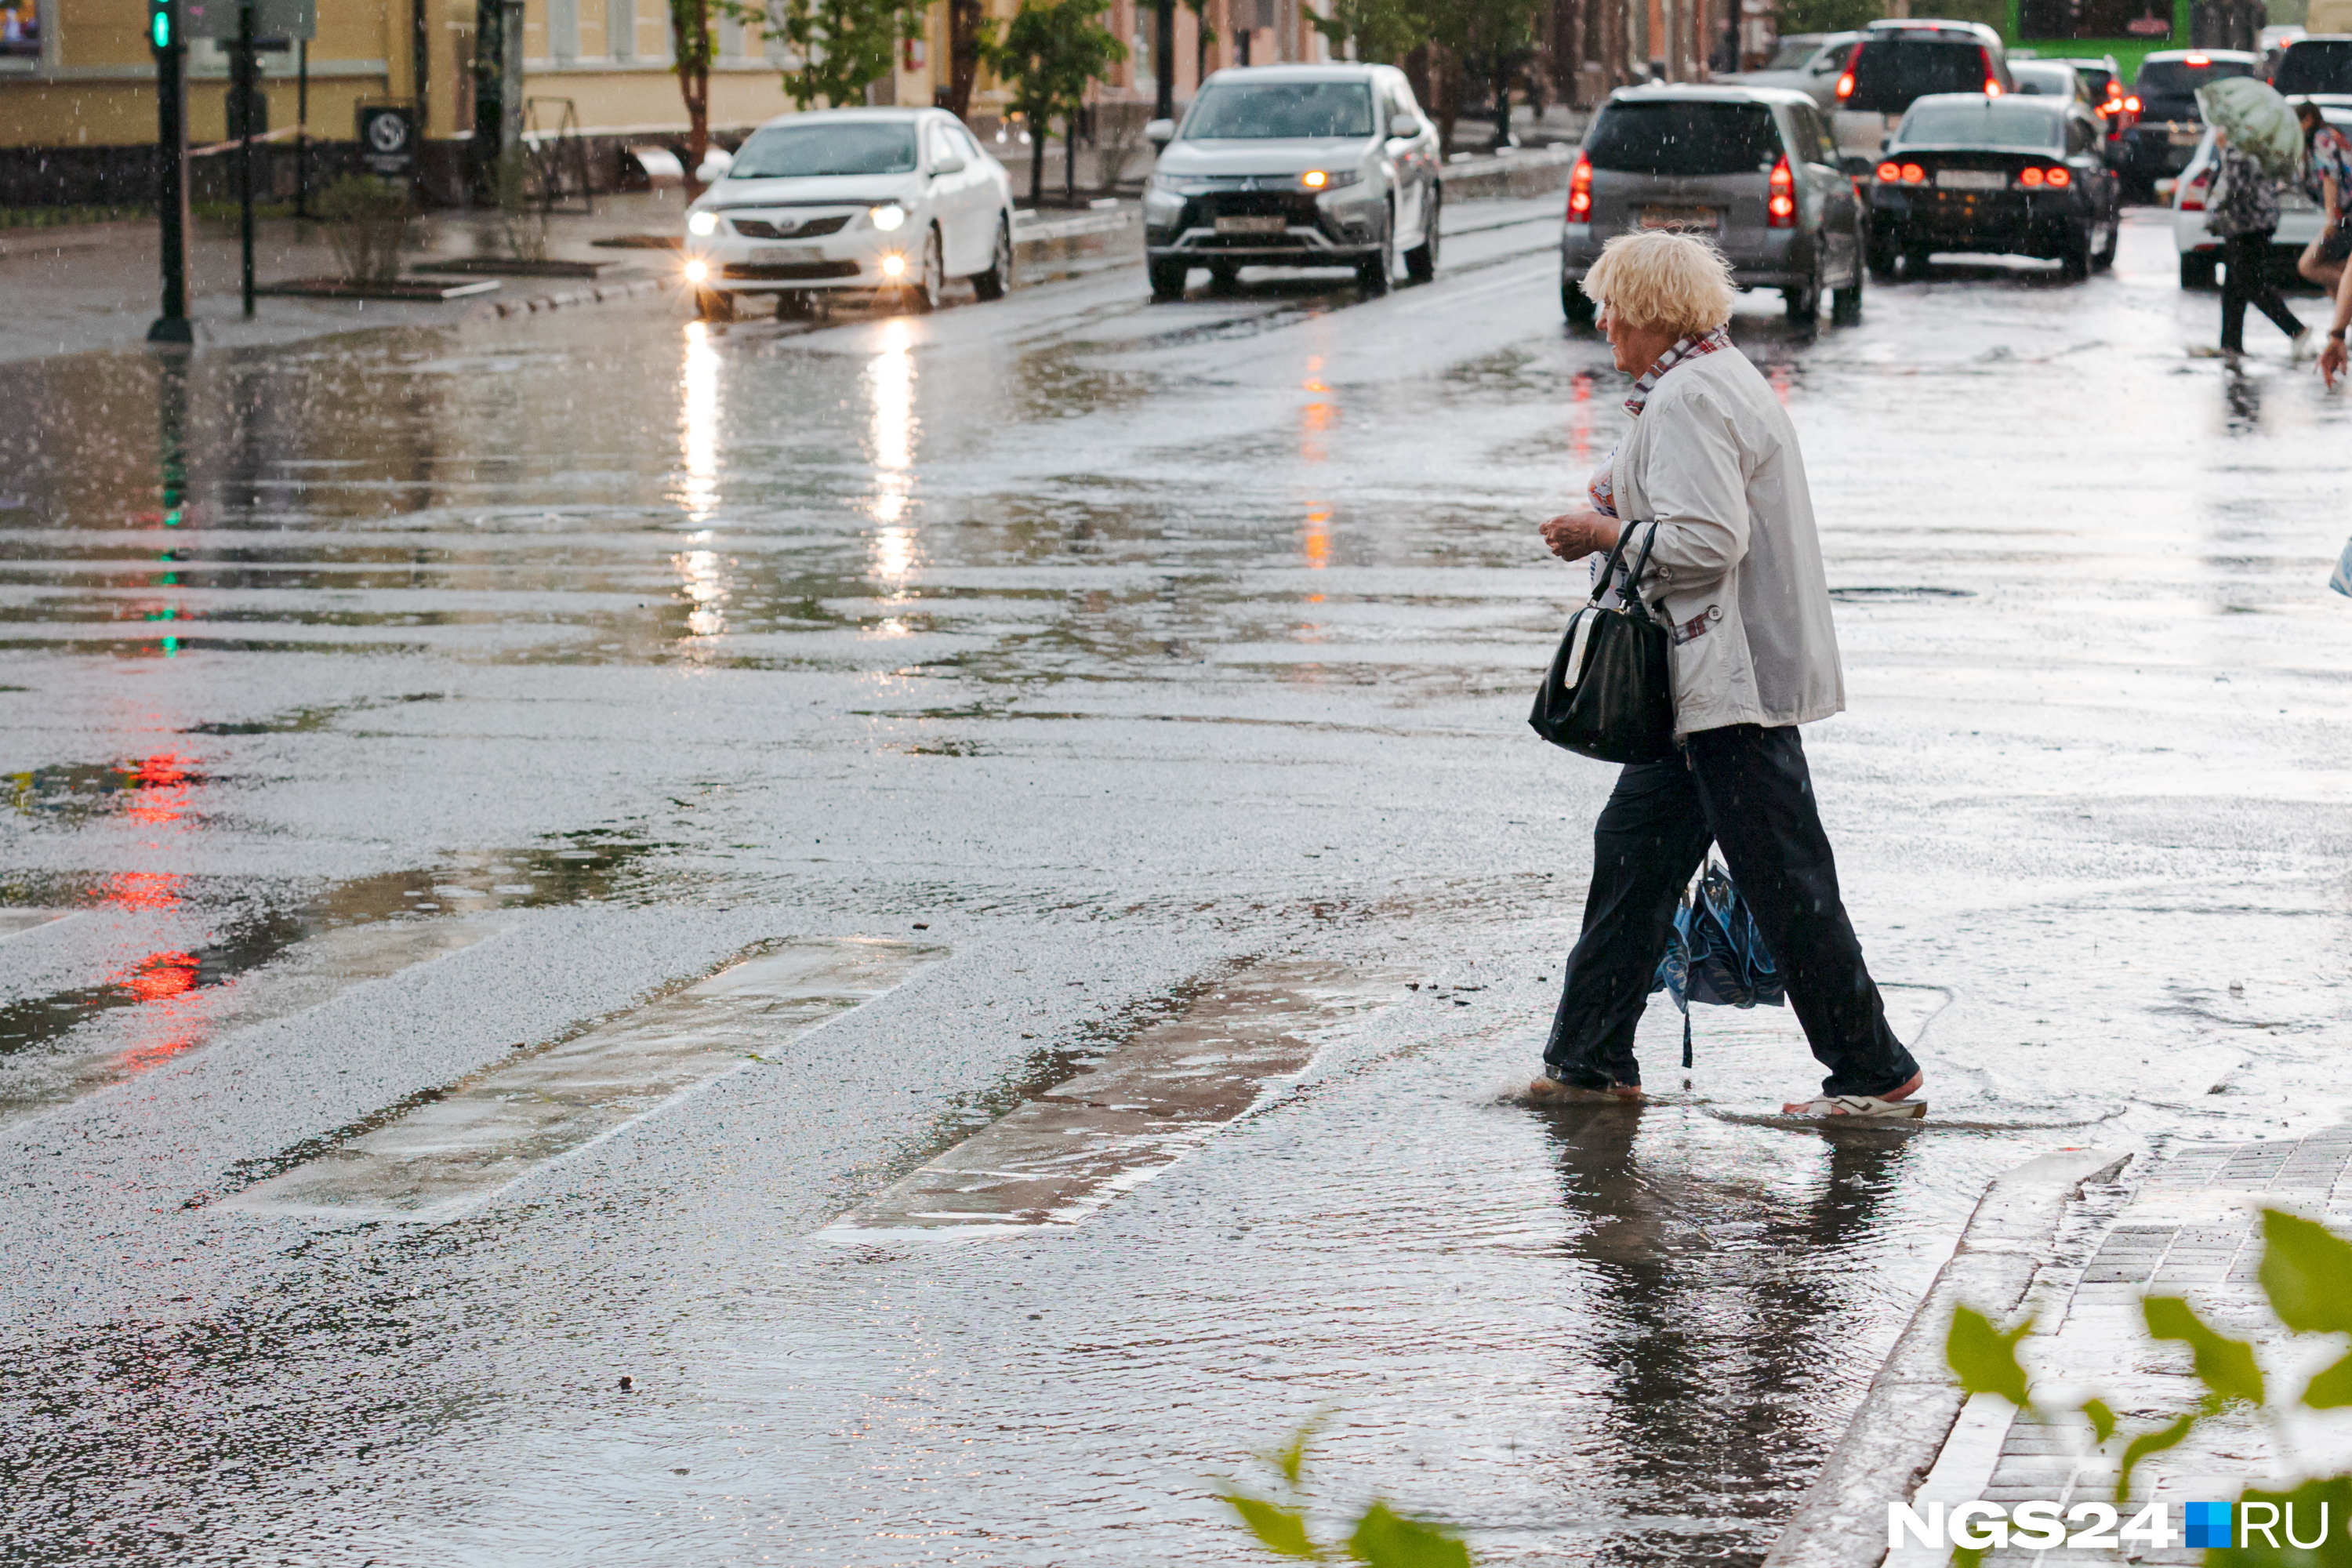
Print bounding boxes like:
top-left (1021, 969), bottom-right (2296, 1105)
top-left (866, 318), bottom-right (920, 633)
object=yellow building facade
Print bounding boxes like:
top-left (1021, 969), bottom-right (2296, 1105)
top-left (0, 0), bottom-right (1330, 192)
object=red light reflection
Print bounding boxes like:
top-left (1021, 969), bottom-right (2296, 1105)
top-left (125, 751), bottom-right (194, 826)
top-left (122, 950), bottom-right (200, 1003)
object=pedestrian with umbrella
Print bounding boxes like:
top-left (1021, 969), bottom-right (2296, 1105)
top-left (2197, 76), bottom-right (2312, 359)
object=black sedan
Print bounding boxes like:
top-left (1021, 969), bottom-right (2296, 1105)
top-left (1866, 93), bottom-right (2122, 281)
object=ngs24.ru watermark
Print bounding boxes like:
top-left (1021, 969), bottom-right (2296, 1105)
top-left (1893, 1498), bottom-right (2328, 1551)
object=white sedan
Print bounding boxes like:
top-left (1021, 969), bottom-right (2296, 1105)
top-left (2168, 110), bottom-right (2350, 288)
top-left (681, 107), bottom-right (1017, 319)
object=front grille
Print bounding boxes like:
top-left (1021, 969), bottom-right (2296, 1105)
top-left (723, 261), bottom-right (862, 280)
top-left (1196, 191), bottom-right (1317, 222)
top-left (731, 214), bottom-right (851, 239)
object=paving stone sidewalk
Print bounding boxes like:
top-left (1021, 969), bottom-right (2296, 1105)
top-left (1891, 1131), bottom-right (2352, 1566)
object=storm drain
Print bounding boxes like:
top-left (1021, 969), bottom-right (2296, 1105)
top-left (223, 937), bottom-right (939, 1220)
top-left (822, 958), bottom-right (1399, 1237)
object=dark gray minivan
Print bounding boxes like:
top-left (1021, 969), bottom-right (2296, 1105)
top-left (1561, 85), bottom-right (1867, 327)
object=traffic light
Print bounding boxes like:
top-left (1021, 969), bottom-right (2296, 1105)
top-left (148, 0), bottom-right (173, 49)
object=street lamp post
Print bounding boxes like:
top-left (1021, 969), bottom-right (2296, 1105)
top-left (1155, 0), bottom-right (1174, 121)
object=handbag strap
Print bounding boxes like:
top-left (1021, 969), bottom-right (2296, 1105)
top-left (1584, 525), bottom-right (1638, 608)
top-left (1622, 521), bottom-right (1664, 624)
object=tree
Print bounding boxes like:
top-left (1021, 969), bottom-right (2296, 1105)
top-left (760, 0), bottom-right (931, 110)
top-left (1309, 0), bottom-right (1425, 67)
top-left (984, 0), bottom-right (1128, 205)
top-left (1421, 0), bottom-right (1544, 154)
top-left (1773, 0), bottom-right (1880, 32)
top-left (668, 0), bottom-right (714, 182)
top-left (946, 0), bottom-right (989, 116)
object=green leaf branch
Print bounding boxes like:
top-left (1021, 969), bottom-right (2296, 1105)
top-left (1218, 1421), bottom-right (1475, 1567)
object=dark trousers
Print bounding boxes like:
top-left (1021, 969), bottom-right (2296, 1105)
top-left (2222, 229), bottom-right (2301, 353)
top-left (1543, 724), bottom-right (1920, 1099)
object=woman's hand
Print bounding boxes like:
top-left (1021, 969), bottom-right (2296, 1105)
top-left (1541, 510), bottom-right (1623, 563)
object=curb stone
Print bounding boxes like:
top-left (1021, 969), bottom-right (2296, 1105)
top-left (1761, 1147), bottom-right (2132, 1568)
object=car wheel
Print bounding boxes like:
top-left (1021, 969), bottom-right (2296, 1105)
top-left (694, 288), bottom-right (734, 322)
top-left (1784, 263), bottom-right (1819, 326)
top-left (2092, 215), bottom-right (2118, 270)
top-left (1903, 244), bottom-right (1933, 279)
top-left (1403, 186), bottom-right (1442, 282)
top-left (1148, 256), bottom-right (1190, 300)
top-left (1358, 208), bottom-right (1394, 296)
top-left (971, 216), bottom-right (1014, 301)
top-left (1867, 223), bottom-right (1900, 281)
top-left (2060, 222), bottom-right (2091, 281)
top-left (905, 226), bottom-right (945, 314)
top-left (1831, 259), bottom-right (1864, 326)
top-left (1563, 275), bottom-right (1596, 325)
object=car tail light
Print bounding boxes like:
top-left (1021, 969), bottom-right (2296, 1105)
top-left (1837, 71), bottom-right (1856, 99)
top-left (1836, 41), bottom-right (1860, 100)
top-left (1901, 163), bottom-right (1926, 184)
top-left (1768, 154), bottom-right (1796, 226)
top-left (2186, 52), bottom-right (2209, 65)
top-left (1983, 51), bottom-right (2002, 96)
top-left (1876, 160), bottom-right (1902, 182)
top-left (2045, 165), bottom-right (2071, 188)
top-left (2020, 165), bottom-right (2045, 187)
top-left (2125, 95), bottom-right (2141, 111)
top-left (2180, 172), bottom-right (2209, 209)
top-left (1568, 151), bottom-right (1592, 220)
top-left (1984, 78), bottom-right (2003, 96)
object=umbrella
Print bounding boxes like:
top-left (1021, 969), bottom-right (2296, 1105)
top-left (2198, 76), bottom-right (2305, 181)
top-left (1650, 857), bottom-right (1784, 1069)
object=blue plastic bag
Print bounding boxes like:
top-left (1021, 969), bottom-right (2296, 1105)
top-left (2330, 537), bottom-right (2352, 598)
top-left (1651, 858), bottom-right (1785, 1067)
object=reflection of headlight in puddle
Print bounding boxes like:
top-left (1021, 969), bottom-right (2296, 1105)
top-left (880, 253), bottom-right (907, 278)
top-left (683, 259), bottom-right (709, 282)
top-left (687, 210), bottom-right (718, 236)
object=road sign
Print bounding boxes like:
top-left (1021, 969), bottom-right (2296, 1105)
top-left (358, 103), bottom-right (418, 176)
top-left (183, 0), bottom-right (312, 42)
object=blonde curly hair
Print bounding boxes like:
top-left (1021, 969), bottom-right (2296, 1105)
top-left (1580, 229), bottom-right (1737, 337)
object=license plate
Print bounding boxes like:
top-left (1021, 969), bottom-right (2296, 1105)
top-left (1936, 169), bottom-right (2006, 191)
top-left (1214, 216), bottom-right (1287, 235)
top-left (2169, 128), bottom-right (2202, 146)
top-left (756, 244), bottom-right (822, 262)
top-left (1639, 206), bottom-right (1719, 231)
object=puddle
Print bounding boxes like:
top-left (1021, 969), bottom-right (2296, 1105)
top-left (0, 831), bottom-right (680, 1083)
top-left (4, 753), bottom-right (207, 829)
top-left (220, 938), bottom-right (942, 1219)
top-left (822, 956), bottom-right (1400, 1236)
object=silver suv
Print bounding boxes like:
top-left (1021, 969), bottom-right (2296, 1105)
top-left (1142, 64), bottom-right (1443, 299)
top-left (1561, 85), bottom-right (1867, 328)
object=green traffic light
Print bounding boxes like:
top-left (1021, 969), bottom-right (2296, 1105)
top-left (151, 9), bottom-right (170, 46)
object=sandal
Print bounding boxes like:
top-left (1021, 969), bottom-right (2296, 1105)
top-left (1783, 1094), bottom-right (1926, 1120)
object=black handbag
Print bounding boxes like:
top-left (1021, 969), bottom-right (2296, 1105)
top-left (1527, 523), bottom-right (1677, 764)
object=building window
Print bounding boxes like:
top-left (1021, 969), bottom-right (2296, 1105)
top-left (1, 0), bottom-right (39, 60)
top-left (610, 0), bottom-right (633, 60)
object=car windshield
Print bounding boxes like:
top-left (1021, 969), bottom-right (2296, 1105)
top-left (1765, 38), bottom-right (1824, 68)
top-left (2136, 58), bottom-right (2257, 107)
top-left (1848, 39), bottom-right (1992, 112)
top-left (729, 122), bottom-right (920, 178)
top-left (2278, 40), bottom-right (2352, 93)
top-left (1182, 82), bottom-right (1376, 139)
top-left (1584, 101), bottom-right (1783, 175)
top-left (1897, 99), bottom-right (2067, 148)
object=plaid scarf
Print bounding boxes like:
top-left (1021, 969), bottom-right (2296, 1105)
top-left (1589, 325), bottom-right (1734, 520)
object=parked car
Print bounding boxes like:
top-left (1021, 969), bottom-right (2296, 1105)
top-left (1140, 64), bottom-right (1443, 300)
top-left (1719, 31), bottom-right (1860, 111)
top-left (1831, 19), bottom-right (2017, 155)
top-left (2272, 34), bottom-right (2352, 99)
top-left (2117, 50), bottom-right (2261, 192)
top-left (679, 107), bottom-right (1015, 320)
top-left (2047, 54), bottom-right (2138, 165)
top-left (1561, 85), bottom-right (1867, 326)
top-left (2169, 106), bottom-right (2352, 285)
top-left (1866, 93), bottom-right (2122, 279)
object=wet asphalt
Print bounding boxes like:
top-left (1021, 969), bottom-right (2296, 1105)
top-left (2, 203), bottom-right (2350, 1566)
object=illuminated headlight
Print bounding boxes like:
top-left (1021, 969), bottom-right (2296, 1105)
top-left (1303, 169), bottom-right (1363, 191)
top-left (687, 209), bottom-right (719, 237)
top-left (683, 259), bottom-right (709, 283)
top-left (880, 253), bottom-right (907, 278)
top-left (869, 203), bottom-right (908, 232)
